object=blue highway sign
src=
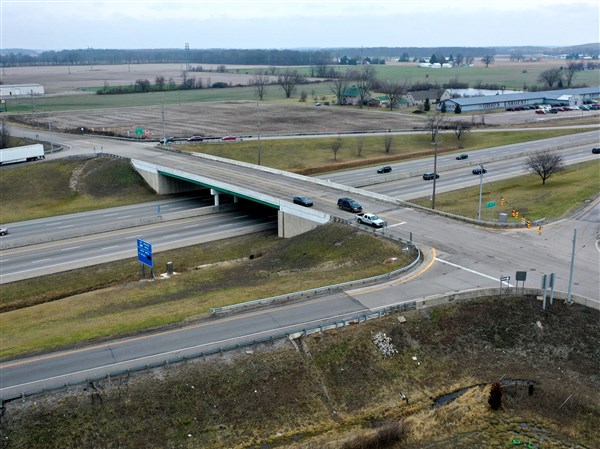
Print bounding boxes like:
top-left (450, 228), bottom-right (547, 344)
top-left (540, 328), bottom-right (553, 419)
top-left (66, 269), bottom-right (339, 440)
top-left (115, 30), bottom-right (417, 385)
top-left (137, 239), bottom-right (153, 268)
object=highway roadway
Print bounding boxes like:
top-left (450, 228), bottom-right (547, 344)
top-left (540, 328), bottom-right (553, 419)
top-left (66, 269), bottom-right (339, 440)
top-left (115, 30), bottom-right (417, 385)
top-left (0, 126), bottom-right (598, 399)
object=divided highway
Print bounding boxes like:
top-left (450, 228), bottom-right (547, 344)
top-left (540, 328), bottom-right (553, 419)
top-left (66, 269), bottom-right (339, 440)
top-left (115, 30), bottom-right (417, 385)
top-left (1, 126), bottom-right (598, 399)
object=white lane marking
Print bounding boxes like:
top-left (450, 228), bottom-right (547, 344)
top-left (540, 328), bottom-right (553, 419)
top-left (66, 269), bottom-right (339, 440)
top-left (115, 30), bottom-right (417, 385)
top-left (60, 246), bottom-right (80, 251)
top-left (436, 257), bottom-right (514, 287)
top-left (0, 308), bottom-right (364, 392)
top-left (46, 222), bottom-right (62, 226)
top-left (119, 215), bottom-right (133, 219)
top-left (183, 224), bottom-right (197, 228)
top-left (387, 222), bottom-right (406, 228)
top-left (57, 225), bottom-right (75, 229)
top-left (103, 213), bottom-right (119, 216)
top-left (33, 258), bottom-right (52, 263)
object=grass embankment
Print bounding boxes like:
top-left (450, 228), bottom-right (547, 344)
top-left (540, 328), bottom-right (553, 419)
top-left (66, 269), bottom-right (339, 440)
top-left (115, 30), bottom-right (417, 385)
top-left (0, 223), bottom-right (414, 358)
top-left (412, 160), bottom-right (600, 221)
top-left (182, 129), bottom-right (588, 175)
top-left (3, 296), bottom-right (598, 449)
top-left (0, 157), bottom-right (159, 223)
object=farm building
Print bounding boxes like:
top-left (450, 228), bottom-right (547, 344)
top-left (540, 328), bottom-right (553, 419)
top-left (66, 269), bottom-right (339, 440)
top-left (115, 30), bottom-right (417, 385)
top-left (437, 87), bottom-right (600, 112)
top-left (405, 88), bottom-right (444, 105)
top-left (439, 88), bottom-right (523, 101)
top-left (0, 84), bottom-right (45, 97)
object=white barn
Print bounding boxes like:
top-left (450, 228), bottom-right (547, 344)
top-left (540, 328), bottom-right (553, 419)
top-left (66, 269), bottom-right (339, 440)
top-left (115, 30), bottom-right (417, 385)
top-left (0, 84), bottom-right (45, 97)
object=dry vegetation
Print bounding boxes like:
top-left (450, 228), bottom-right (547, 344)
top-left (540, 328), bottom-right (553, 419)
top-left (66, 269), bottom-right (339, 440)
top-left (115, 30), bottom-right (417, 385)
top-left (2, 296), bottom-right (598, 448)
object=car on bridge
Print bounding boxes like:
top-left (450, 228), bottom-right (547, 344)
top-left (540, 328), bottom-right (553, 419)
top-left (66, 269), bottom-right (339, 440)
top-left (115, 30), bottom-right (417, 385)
top-left (422, 172), bottom-right (439, 180)
top-left (293, 196), bottom-right (313, 207)
top-left (337, 197), bottom-right (363, 213)
top-left (356, 213), bottom-right (384, 228)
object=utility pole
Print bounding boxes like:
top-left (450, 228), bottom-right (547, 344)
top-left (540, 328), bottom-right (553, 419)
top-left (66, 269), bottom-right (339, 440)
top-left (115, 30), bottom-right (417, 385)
top-left (477, 164), bottom-right (484, 221)
top-left (431, 137), bottom-right (439, 210)
top-left (161, 104), bottom-right (166, 142)
top-left (257, 102), bottom-right (262, 165)
top-left (567, 228), bottom-right (576, 303)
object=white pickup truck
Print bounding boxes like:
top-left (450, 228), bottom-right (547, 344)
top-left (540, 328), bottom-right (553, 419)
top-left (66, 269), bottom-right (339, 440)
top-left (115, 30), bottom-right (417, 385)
top-left (356, 213), bottom-right (385, 228)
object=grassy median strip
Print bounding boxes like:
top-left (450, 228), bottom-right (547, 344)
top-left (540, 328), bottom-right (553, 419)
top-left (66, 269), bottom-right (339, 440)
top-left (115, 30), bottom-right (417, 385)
top-left (182, 129), bottom-right (588, 174)
top-left (0, 224), bottom-right (414, 359)
top-left (411, 161), bottom-right (600, 220)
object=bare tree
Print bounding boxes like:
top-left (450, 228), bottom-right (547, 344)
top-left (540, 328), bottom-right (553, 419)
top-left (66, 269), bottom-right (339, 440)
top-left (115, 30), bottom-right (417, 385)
top-left (454, 53), bottom-right (464, 67)
top-left (537, 68), bottom-right (563, 88)
top-left (526, 150), bottom-right (565, 185)
top-left (481, 55), bottom-right (495, 68)
top-left (1, 119), bottom-right (11, 149)
top-left (563, 62), bottom-right (580, 88)
top-left (379, 80), bottom-right (406, 111)
top-left (356, 137), bottom-right (364, 157)
top-left (251, 73), bottom-right (269, 100)
top-left (329, 72), bottom-right (352, 105)
top-left (427, 112), bottom-right (447, 142)
top-left (331, 136), bottom-right (343, 161)
top-left (384, 133), bottom-right (393, 154)
top-left (154, 76), bottom-right (165, 91)
top-left (277, 70), bottom-right (304, 98)
top-left (352, 66), bottom-right (377, 108)
top-left (454, 121), bottom-right (472, 145)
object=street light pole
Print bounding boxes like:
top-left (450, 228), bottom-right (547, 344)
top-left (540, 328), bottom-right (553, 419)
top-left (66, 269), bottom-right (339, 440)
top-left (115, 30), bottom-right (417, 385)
top-left (431, 138), bottom-right (439, 210)
top-left (477, 164), bottom-right (484, 221)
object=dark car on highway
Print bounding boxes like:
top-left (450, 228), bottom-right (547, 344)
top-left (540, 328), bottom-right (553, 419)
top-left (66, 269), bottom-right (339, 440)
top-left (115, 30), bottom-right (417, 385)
top-left (377, 165), bottom-right (392, 173)
top-left (422, 172), bottom-right (439, 180)
top-left (455, 154), bottom-right (468, 160)
top-left (337, 197), bottom-right (363, 213)
top-left (472, 167), bottom-right (488, 175)
top-left (293, 196), bottom-right (313, 207)
top-left (593, 147), bottom-right (600, 154)
top-left (187, 135), bottom-right (205, 142)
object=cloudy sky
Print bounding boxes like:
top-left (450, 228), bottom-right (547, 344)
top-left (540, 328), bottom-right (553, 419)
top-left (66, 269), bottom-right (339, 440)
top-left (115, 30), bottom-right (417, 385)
top-left (1, 0), bottom-right (598, 51)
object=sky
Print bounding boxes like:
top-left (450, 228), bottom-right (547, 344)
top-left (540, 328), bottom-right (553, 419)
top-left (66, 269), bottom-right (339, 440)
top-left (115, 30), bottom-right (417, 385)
top-left (1, 0), bottom-right (599, 51)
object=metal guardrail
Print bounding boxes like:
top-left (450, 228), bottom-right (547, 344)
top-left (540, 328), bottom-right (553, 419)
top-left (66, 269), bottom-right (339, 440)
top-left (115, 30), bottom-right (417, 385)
top-left (210, 221), bottom-right (420, 316)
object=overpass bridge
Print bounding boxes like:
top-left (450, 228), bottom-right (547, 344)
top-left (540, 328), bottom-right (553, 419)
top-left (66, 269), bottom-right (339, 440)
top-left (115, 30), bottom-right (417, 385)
top-left (131, 150), bottom-right (404, 238)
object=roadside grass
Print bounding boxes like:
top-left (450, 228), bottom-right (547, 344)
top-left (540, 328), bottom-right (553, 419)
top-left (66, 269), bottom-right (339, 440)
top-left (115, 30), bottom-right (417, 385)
top-left (0, 157), bottom-right (159, 222)
top-left (183, 129), bottom-right (587, 174)
top-left (3, 296), bottom-right (598, 448)
top-left (411, 160), bottom-right (600, 220)
top-left (0, 223), bottom-right (414, 358)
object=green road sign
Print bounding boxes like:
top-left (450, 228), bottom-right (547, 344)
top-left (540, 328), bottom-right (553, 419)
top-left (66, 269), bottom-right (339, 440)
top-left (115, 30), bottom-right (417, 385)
top-left (485, 201), bottom-right (496, 209)
top-left (135, 128), bottom-right (144, 135)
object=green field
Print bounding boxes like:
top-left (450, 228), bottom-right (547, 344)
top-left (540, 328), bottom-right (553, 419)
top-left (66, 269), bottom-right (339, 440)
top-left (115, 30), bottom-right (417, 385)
top-left (182, 128), bottom-right (588, 174)
top-left (412, 160), bottom-right (600, 221)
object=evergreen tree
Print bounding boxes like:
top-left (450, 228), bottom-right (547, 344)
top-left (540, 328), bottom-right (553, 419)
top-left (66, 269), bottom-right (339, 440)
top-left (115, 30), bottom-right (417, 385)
top-left (424, 98), bottom-right (431, 112)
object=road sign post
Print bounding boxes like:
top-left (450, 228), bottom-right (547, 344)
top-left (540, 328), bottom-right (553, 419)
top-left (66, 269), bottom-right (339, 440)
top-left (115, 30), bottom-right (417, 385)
top-left (137, 238), bottom-right (154, 279)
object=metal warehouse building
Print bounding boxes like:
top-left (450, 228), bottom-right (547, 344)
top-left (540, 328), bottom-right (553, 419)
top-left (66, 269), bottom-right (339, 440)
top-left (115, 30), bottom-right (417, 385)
top-left (437, 87), bottom-right (600, 113)
top-left (0, 84), bottom-right (45, 97)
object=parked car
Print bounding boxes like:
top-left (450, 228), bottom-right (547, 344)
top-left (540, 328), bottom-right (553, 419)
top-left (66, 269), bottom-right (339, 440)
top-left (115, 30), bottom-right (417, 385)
top-left (455, 154), bottom-right (468, 160)
top-left (0, 226), bottom-right (8, 236)
top-left (592, 147), bottom-right (600, 154)
top-left (422, 172), bottom-right (439, 180)
top-left (293, 196), bottom-right (313, 207)
top-left (377, 165), bottom-right (392, 173)
top-left (472, 167), bottom-right (488, 175)
top-left (535, 109), bottom-right (546, 115)
top-left (187, 135), bottom-right (205, 142)
top-left (337, 197), bottom-right (363, 213)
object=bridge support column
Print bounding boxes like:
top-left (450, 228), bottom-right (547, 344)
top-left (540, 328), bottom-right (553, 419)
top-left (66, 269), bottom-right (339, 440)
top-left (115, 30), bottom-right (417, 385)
top-left (211, 189), bottom-right (220, 207)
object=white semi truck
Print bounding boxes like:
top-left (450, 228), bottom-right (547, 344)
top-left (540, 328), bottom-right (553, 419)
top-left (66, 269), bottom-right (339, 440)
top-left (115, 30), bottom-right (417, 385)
top-left (0, 144), bottom-right (45, 165)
